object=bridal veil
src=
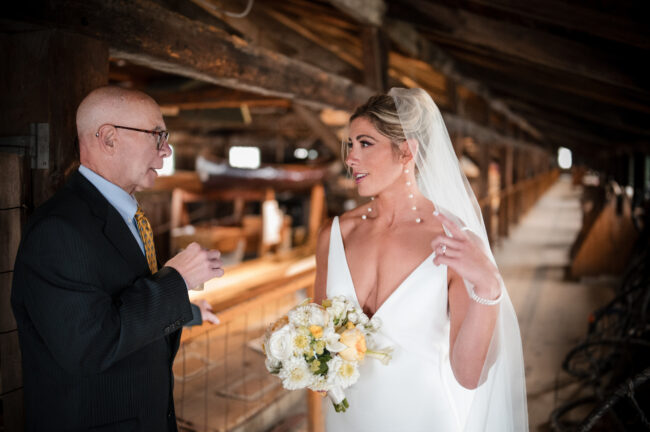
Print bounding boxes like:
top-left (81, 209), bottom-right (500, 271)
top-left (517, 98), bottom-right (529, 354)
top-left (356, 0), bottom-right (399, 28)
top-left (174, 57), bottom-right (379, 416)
top-left (390, 87), bottom-right (529, 431)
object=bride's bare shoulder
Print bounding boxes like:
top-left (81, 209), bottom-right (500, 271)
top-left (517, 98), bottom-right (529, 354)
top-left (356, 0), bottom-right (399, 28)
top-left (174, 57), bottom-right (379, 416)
top-left (338, 206), bottom-right (365, 236)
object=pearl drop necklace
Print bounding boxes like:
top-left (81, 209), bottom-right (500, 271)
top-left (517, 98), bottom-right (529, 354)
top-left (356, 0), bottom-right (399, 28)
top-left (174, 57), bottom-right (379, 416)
top-left (361, 168), bottom-right (422, 223)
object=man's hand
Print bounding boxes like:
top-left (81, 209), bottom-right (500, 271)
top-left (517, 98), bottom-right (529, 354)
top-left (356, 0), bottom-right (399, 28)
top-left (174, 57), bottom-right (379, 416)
top-left (164, 242), bottom-right (224, 290)
top-left (196, 299), bottom-right (220, 324)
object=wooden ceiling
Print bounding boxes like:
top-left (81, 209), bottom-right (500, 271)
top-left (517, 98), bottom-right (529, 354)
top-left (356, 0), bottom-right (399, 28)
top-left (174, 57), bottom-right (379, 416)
top-left (6, 0), bottom-right (649, 166)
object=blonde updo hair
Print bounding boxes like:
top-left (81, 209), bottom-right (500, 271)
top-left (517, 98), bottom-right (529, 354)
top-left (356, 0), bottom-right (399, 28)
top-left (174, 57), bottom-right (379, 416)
top-left (344, 94), bottom-right (406, 161)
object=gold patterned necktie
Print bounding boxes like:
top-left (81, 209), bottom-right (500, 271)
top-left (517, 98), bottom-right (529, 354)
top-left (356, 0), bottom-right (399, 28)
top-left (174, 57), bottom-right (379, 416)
top-left (134, 206), bottom-right (158, 274)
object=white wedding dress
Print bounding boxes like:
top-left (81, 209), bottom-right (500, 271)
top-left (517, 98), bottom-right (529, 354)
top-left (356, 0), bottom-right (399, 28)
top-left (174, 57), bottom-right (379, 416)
top-left (325, 217), bottom-right (474, 432)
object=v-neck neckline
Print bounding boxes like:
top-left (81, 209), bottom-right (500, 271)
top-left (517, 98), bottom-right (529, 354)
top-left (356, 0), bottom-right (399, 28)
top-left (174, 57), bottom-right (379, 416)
top-left (334, 217), bottom-right (436, 318)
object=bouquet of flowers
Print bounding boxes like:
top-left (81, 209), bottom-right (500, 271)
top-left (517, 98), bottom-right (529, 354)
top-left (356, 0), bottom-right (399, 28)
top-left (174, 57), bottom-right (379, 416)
top-left (262, 296), bottom-right (392, 412)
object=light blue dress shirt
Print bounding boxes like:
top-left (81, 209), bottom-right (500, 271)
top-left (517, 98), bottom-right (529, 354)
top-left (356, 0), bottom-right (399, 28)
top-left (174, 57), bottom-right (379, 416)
top-left (78, 165), bottom-right (145, 254)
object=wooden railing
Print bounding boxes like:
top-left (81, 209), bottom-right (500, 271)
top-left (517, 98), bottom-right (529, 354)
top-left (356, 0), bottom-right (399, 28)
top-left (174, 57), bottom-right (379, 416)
top-left (479, 169), bottom-right (560, 244)
top-left (174, 251), bottom-right (317, 432)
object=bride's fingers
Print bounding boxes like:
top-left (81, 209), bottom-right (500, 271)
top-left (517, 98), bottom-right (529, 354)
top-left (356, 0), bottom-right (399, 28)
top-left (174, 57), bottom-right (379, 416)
top-left (431, 235), bottom-right (462, 251)
top-left (433, 253), bottom-right (455, 267)
top-left (435, 244), bottom-right (461, 258)
top-left (433, 211), bottom-right (468, 240)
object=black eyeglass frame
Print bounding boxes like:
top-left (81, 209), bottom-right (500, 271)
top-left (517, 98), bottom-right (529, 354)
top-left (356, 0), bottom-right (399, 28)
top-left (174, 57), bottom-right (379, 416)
top-left (95, 124), bottom-right (170, 150)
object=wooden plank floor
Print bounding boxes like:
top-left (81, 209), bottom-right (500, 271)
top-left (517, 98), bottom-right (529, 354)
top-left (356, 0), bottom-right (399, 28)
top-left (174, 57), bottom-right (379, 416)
top-left (493, 174), bottom-right (617, 431)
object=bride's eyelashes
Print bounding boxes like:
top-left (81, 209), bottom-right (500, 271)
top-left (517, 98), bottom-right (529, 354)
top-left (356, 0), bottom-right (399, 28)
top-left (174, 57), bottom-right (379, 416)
top-left (346, 139), bottom-right (374, 148)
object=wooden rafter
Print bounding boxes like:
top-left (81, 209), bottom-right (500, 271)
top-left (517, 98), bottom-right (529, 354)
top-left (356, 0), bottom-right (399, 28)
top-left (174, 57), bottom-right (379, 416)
top-left (463, 0), bottom-right (650, 50)
top-left (327, 0), bottom-right (387, 27)
top-left (397, 0), bottom-right (647, 92)
top-left (10, 0), bottom-right (373, 110)
top-left (384, 18), bottom-right (541, 139)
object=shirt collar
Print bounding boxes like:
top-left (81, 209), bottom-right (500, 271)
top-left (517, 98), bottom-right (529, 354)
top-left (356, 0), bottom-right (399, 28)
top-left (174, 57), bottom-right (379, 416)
top-left (78, 165), bottom-right (138, 223)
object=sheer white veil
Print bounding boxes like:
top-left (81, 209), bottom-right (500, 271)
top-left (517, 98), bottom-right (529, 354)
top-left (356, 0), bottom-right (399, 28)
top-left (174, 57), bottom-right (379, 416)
top-left (389, 87), bottom-right (528, 431)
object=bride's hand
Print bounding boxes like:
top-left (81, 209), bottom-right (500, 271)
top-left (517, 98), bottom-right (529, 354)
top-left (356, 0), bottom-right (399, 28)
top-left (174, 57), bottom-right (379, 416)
top-left (430, 211), bottom-right (501, 300)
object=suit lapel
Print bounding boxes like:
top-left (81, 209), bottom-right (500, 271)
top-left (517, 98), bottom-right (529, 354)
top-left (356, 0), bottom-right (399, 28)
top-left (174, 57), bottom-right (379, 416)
top-left (104, 207), bottom-right (150, 276)
top-left (67, 170), bottom-right (150, 276)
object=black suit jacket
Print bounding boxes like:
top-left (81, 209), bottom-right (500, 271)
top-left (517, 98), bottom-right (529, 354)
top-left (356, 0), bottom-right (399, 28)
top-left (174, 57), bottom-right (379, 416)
top-left (11, 171), bottom-right (194, 431)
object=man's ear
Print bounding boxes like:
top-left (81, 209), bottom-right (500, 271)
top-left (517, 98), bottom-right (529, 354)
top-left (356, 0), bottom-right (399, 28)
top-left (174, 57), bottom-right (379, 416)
top-left (95, 125), bottom-right (116, 154)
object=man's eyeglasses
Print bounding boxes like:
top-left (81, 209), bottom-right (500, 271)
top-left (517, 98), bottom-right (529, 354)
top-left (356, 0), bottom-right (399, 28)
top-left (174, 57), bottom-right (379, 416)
top-left (96, 125), bottom-right (170, 150)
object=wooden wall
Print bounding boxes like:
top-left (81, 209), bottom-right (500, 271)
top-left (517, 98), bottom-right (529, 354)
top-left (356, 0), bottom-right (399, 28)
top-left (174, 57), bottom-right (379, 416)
top-left (0, 27), bottom-right (108, 430)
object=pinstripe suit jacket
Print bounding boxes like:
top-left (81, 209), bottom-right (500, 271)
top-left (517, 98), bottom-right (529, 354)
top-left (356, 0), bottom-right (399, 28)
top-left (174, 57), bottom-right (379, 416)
top-left (11, 170), bottom-right (193, 431)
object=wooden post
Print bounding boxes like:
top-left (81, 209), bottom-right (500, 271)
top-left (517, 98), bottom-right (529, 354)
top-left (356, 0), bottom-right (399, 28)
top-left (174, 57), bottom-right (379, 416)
top-left (0, 153), bottom-right (25, 431)
top-left (309, 184), bottom-right (326, 245)
top-left (260, 188), bottom-right (277, 257)
top-left (0, 28), bottom-right (108, 429)
top-left (361, 26), bottom-right (388, 92)
top-left (478, 141), bottom-right (492, 244)
top-left (503, 145), bottom-right (514, 236)
top-left (308, 391), bottom-right (325, 432)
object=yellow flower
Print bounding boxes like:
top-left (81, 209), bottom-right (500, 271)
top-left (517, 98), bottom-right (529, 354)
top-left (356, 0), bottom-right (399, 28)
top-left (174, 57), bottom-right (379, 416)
top-left (312, 340), bottom-right (326, 355)
top-left (309, 359), bottom-right (321, 373)
top-left (339, 362), bottom-right (356, 378)
top-left (346, 321), bottom-right (355, 330)
top-left (309, 325), bottom-right (324, 338)
top-left (338, 328), bottom-right (367, 362)
top-left (321, 299), bottom-right (332, 308)
top-left (294, 334), bottom-right (310, 352)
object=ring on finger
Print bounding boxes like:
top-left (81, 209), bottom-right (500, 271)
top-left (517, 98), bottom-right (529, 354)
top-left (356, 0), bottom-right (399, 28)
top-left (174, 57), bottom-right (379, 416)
top-left (440, 244), bottom-right (447, 255)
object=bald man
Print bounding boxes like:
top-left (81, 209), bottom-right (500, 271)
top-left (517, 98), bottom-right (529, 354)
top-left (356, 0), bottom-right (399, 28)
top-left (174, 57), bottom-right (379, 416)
top-left (11, 86), bottom-right (223, 431)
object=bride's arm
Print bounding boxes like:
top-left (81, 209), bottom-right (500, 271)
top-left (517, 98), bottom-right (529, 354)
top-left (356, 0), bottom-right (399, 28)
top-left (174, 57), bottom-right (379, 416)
top-left (430, 211), bottom-right (501, 389)
top-left (313, 220), bottom-right (333, 304)
top-left (447, 269), bottom-right (499, 389)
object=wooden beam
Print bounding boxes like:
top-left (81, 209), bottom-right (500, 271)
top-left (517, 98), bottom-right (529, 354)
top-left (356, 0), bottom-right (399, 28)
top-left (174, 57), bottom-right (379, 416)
top-left (361, 26), bottom-right (388, 91)
top-left (293, 104), bottom-right (342, 155)
top-left (398, 0), bottom-right (646, 92)
top-left (260, 5), bottom-right (363, 70)
top-left (446, 44), bottom-right (650, 114)
top-left (327, 0), bottom-right (386, 26)
top-left (464, 0), bottom-right (650, 50)
top-left (384, 18), bottom-right (541, 139)
top-left (148, 86), bottom-right (292, 110)
top-left (462, 66), bottom-right (650, 137)
top-left (10, 0), bottom-right (373, 110)
top-left (442, 113), bottom-right (541, 151)
top-left (186, 0), bottom-right (360, 80)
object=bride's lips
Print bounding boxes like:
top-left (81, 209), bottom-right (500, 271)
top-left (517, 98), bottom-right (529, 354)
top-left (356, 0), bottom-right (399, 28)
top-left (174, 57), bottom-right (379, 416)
top-left (354, 172), bottom-right (368, 184)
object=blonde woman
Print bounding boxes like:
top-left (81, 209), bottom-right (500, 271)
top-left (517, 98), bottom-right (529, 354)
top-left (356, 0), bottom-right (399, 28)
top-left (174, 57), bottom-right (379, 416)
top-left (314, 88), bottom-right (528, 431)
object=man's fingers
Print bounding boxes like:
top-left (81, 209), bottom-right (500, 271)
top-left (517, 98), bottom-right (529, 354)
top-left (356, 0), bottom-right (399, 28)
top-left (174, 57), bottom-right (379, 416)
top-left (205, 313), bottom-right (220, 325)
top-left (206, 249), bottom-right (221, 260)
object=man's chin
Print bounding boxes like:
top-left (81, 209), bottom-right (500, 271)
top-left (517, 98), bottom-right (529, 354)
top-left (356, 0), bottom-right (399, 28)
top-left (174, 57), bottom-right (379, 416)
top-left (136, 173), bottom-right (157, 192)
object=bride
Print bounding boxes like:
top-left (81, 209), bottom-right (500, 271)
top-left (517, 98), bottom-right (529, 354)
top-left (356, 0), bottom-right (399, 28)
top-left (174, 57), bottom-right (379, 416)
top-left (313, 88), bottom-right (528, 431)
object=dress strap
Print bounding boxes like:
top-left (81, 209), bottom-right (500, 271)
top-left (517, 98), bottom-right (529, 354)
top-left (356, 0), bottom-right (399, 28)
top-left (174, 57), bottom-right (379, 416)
top-left (326, 217), bottom-right (355, 298)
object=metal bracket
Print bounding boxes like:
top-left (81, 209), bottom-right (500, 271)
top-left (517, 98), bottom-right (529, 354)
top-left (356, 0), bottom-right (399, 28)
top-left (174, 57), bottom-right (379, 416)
top-left (0, 123), bottom-right (49, 169)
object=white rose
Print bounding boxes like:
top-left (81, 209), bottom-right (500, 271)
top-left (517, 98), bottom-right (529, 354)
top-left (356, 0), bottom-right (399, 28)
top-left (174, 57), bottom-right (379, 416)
top-left (268, 325), bottom-right (294, 361)
top-left (289, 304), bottom-right (329, 327)
top-left (327, 300), bottom-right (347, 322)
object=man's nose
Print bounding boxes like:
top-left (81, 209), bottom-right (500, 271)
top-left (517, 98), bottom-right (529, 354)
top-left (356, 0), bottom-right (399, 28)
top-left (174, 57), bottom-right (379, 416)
top-left (159, 140), bottom-right (172, 158)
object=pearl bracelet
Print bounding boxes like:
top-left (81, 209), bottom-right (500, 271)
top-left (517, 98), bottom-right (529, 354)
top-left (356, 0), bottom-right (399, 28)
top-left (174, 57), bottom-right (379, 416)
top-left (466, 282), bottom-right (503, 306)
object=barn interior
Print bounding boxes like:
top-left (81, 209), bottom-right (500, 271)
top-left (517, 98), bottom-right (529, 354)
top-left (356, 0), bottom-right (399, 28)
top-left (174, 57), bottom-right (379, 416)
top-left (1, 1), bottom-right (649, 431)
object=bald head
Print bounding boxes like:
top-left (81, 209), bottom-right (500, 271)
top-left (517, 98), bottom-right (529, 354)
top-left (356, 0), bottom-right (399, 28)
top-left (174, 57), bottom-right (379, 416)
top-left (76, 86), bottom-right (159, 143)
top-left (76, 86), bottom-right (169, 193)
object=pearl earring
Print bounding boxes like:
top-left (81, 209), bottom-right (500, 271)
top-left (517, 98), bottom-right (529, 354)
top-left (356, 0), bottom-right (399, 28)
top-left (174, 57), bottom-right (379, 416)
top-left (406, 167), bottom-right (421, 223)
